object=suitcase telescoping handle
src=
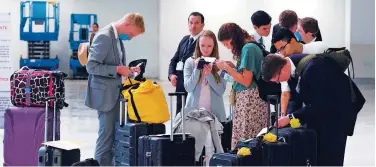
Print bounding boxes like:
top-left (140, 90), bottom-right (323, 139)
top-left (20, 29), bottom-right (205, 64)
top-left (44, 96), bottom-right (57, 143)
top-left (266, 95), bottom-right (280, 137)
top-left (168, 92), bottom-right (187, 142)
top-left (228, 104), bottom-right (234, 122)
top-left (119, 98), bottom-right (128, 126)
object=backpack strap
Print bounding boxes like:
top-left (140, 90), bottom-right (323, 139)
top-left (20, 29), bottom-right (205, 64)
top-left (295, 54), bottom-right (316, 77)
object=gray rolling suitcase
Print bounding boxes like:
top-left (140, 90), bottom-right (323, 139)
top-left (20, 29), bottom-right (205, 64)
top-left (37, 97), bottom-right (80, 166)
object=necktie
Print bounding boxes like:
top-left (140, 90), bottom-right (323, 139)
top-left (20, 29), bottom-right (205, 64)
top-left (259, 37), bottom-right (263, 45)
top-left (188, 37), bottom-right (194, 46)
top-left (184, 37), bottom-right (194, 55)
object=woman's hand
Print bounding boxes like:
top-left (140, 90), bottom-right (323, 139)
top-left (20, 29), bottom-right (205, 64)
top-left (226, 61), bottom-right (236, 68)
top-left (195, 58), bottom-right (200, 67)
top-left (203, 64), bottom-right (212, 76)
top-left (216, 60), bottom-right (229, 71)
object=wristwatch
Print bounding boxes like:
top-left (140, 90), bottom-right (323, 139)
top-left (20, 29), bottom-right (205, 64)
top-left (287, 113), bottom-right (295, 120)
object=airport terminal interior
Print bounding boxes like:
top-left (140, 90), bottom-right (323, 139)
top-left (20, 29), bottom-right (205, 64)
top-left (0, 0), bottom-right (374, 166)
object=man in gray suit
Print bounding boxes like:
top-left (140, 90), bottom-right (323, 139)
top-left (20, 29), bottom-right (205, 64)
top-left (85, 13), bottom-right (145, 166)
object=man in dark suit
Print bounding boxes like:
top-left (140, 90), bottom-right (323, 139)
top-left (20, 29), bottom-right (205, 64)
top-left (261, 30), bottom-right (366, 165)
top-left (168, 12), bottom-right (205, 114)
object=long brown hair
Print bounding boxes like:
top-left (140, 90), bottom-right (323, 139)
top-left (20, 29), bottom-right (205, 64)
top-left (193, 30), bottom-right (221, 84)
top-left (217, 23), bottom-right (254, 60)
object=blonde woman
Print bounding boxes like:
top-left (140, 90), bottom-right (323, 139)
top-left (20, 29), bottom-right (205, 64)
top-left (183, 30), bottom-right (226, 165)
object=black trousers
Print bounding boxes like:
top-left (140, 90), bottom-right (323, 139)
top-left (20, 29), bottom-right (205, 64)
top-left (175, 73), bottom-right (187, 115)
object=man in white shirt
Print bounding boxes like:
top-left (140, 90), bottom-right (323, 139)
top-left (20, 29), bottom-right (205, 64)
top-left (272, 27), bottom-right (329, 115)
top-left (251, 10), bottom-right (272, 45)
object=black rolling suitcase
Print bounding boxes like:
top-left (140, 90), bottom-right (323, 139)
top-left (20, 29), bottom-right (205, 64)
top-left (138, 92), bottom-right (195, 166)
top-left (212, 95), bottom-right (291, 166)
top-left (269, 127), bottom-right (317, 166)
top-left (209, 136), bottom-right (263, 166)
top-left (260, 95), bottom-right (292, 166)
top-left (37, 97), bottom-right (80, 166)
top-left (266, 95), bottom-right (318, 166)
top-left (114, 99), bottom-right (166, 166)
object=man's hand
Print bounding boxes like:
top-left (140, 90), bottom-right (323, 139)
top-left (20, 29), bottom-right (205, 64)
top-left (117, 66), bottom-right (131, 77)
top-left (169, 74), bottom-right (178, 87)
top-left (275, 116), bottom-right (290, 128)
top-left (130, 66), bottom-right (141, 75)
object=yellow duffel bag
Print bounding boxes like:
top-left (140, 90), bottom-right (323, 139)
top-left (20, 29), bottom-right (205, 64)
top-left (121, 79), bottom-right (170, 124)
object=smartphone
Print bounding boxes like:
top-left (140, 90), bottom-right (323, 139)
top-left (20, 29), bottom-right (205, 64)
top-left (197, 59), bottom-right (210, 69)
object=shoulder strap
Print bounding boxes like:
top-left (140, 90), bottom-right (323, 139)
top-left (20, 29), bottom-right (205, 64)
top-left (247, 41), bottom-right (269, 57)
top-left (295, 54), bottom-right (316, 77)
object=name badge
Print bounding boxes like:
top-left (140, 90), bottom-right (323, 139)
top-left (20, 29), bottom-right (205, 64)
top-left (176, 61), bottom-right (183, 71)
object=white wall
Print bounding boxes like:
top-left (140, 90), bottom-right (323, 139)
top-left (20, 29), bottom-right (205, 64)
top-left (349, 0), bottom-right (375, 78)
top-left (2, 0), bottom-right (160, 78)
top-left (1, 0), bottom-right (374, 80)
top-left (159, 0), bottom-right (349, 81)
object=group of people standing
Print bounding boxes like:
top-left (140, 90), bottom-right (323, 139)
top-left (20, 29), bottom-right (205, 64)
top-left (168, 10), bottom-right (365, 166)
top-left (83, 9), bottom-right (365, 167)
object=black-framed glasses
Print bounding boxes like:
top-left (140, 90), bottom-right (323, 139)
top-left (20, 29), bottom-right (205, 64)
top-left (277, 39), bottom-right (291, 53)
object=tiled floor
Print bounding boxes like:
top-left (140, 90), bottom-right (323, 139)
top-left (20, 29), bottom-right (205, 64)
top-left (0, 79), bottom-right (374, 166)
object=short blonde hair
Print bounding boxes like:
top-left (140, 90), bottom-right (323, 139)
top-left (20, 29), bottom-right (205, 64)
top-left (124, 13), bottom-right (145, 33)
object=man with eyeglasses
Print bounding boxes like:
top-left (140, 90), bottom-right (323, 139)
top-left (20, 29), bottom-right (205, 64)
top-left (271, 27), bottom-right (329, 116)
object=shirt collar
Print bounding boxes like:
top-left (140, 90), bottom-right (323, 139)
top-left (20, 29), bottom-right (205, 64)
top-left (112, 24), bottom-right (119, 39)
top-left (190, 30), bottom-right (204, 41)
top-left (253, 32), bottom-right (262, 41)
top-left (306, 37), bottom-right (317, 44)
top-left (288, 57), bottom-right (296, 76)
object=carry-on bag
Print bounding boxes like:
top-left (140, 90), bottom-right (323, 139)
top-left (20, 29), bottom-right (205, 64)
top-left (268, 95), bottom-right (317, 167)
top-left (10, 66), bottom-right (68, 109)
top-left (114, 99), bottom-right (166, 166)
top-left (71, 158), bottom-right (100, 166)
top-left (3, 98), bottom-right (61, 166)
top-left (138, 92), bottom-right (195, 166)
top-left (223, 95), bottom-right (291, 166)
top-left (37, 97), bottom-right (80, 166)
top-left (209, 152), bottom-right (258, 166)
top-left (269, 126), bottom-right (317, 166)
top-left (121, 79), bottom-right (170, 123)
top-left (260, 95), bottom-right (292, 166)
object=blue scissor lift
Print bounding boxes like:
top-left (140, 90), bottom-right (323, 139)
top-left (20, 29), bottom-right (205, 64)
top-left (19, 0), bottom-right (60, 70)
top-left (69, 14), bottom-right (97, 79)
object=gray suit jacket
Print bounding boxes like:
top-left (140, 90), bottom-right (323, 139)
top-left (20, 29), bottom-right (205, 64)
top-left (183, 57), bottom-right (227, 122)
top-left (85, 24), bottom-right (126, 112)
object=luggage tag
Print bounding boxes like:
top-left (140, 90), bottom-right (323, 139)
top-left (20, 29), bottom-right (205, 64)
top-left (296, 77), bottom-right (301, 93)
top-left (176, 61), bottom-right (184, 71)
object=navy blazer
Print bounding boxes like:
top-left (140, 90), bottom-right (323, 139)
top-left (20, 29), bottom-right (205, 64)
top-left (289, 55), bottom-right (365, 136)
top-left (168, 35), bottom-right (197, 92)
